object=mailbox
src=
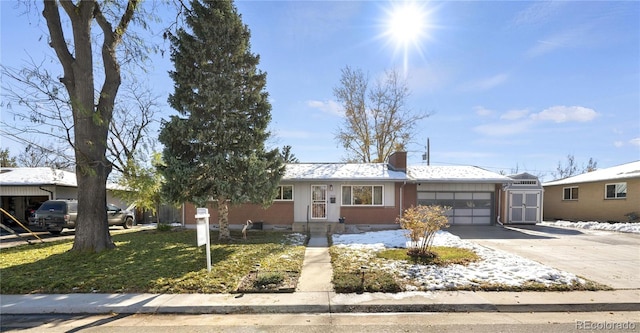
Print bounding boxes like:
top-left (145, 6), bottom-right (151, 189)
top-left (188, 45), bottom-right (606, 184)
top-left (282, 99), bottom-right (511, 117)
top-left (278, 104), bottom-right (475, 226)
top-left (195, 208), bottom-right (210, 247)
top-left (195, 207), bottom-right (211, 272)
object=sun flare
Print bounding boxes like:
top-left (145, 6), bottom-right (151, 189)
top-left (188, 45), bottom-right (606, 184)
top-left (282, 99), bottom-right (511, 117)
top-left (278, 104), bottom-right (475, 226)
top-left (381, 1), bottom-right (433, 76)
top-left (387, 3), bottom-right (426, 46)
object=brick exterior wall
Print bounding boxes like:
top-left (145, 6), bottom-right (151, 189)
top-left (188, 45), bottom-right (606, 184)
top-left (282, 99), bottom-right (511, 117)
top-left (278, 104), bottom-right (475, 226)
top-left (184, 201), bottom-right (294, 226)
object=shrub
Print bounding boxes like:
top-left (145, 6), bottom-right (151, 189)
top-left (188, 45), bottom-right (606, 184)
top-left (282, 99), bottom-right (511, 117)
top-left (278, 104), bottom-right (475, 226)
top-left (396, 205), bottom-right (450, 257)
top-left (156, 223), bottom-right (173, 232)
top-left (333, 271), bottom-right (401, 293)
top-left (253, 271), bottom-right (284, 288)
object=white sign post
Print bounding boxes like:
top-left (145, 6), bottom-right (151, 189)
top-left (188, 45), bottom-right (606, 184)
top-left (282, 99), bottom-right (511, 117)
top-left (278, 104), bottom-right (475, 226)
top-left (195, 208), bottom-right (211, 273)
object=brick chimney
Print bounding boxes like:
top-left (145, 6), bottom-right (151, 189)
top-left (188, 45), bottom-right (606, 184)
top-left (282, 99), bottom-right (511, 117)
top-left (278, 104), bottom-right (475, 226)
top-left (388, 151), bottom-right (407, 171)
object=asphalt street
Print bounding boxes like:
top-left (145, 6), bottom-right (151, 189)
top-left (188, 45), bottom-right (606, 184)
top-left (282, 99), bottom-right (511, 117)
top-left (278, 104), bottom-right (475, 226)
top-left (2, 312), bottom-right (639, 333)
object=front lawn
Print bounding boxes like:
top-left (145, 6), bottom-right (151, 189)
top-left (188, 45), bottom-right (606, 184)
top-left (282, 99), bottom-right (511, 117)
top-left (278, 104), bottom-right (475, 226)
top-left (0, 229), bottom-right (306, 294)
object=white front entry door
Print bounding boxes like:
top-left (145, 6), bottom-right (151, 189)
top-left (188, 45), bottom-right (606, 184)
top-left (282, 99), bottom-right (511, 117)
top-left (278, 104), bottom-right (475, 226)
top-left (311, 185), bottom-right (327, 219)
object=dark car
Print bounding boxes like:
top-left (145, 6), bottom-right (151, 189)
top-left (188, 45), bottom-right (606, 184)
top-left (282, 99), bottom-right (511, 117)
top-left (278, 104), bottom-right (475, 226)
top-left (34, 199), bottom-right (134, 234)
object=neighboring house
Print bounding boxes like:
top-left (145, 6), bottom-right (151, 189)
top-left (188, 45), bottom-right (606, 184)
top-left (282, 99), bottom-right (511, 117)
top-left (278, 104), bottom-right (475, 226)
top-left (499, 173), bottom-right (544, 225)
top-left (183, 152), bottom-right (514, 231)
top-left (542, 161), bottom-right (640, 223)
top-left (0, 167), bottom-right (130, 225)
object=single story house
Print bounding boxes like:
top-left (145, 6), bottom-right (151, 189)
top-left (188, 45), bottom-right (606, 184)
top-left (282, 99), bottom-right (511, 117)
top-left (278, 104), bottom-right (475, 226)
top-left (542, 161), bottom-right (640, 223)
top-left (184, 152), bottom-right (515, 232)
top-left (0, 167), bottom-right (133, 225)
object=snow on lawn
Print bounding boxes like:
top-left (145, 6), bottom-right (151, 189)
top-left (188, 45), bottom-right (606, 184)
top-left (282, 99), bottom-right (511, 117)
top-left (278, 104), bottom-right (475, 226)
top-left (541, 221), bottom-right (640, 234)
top-left (332, 230), bottom-right (586, 291)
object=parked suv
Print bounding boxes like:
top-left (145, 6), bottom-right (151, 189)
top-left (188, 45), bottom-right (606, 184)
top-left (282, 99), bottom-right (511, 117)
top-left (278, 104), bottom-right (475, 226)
top-left (34, 200), bottom-right (134, 234)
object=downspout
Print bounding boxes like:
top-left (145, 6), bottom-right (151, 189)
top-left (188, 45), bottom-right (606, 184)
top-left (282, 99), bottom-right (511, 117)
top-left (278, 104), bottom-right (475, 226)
top-left (399, 181), bottom-right (406, 217)
top-left (497, 190), bottom-right (502, 225)
top-left (39, 186), bottom-right (54, 200)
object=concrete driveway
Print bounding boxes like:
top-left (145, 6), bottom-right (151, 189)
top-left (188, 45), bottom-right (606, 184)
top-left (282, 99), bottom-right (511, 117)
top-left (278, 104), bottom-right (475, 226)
top-left (447, 224), bottom-right (640, 290)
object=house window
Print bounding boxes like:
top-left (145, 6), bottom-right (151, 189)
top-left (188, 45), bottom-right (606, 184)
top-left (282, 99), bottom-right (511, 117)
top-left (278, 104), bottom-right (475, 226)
top-left (275, 185), bottom-right (293, 201)
top-left (563, 187), bottom-right (579, 200)
top-left (605, 183), bottom-right (627, 199)
top-left (342, 185), bottom-right (383, 206)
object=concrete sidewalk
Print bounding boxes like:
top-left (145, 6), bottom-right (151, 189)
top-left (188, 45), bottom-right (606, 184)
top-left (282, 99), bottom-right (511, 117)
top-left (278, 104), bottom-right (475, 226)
top-left (2, 289), bottom-right (639, 315)
top-left (1, 235), bottom-right (639, 315)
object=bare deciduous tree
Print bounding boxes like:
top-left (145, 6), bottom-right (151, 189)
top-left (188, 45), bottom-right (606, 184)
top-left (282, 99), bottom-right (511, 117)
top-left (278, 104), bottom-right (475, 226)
top-left (17, 143), bottom-right (74, 170)
top-left (551, 154), bottom-right (598, 180)
top-left (333, 66), bottom-right (429, 163)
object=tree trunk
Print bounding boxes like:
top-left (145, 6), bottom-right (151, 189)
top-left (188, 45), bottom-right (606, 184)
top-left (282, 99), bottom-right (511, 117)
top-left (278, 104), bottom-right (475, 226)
top-left (43, 0), bottom-right (118, 252)
top-left (73, 163), bottom-right (114, 252)
top-left (217, 197), bottom-right (231, 242)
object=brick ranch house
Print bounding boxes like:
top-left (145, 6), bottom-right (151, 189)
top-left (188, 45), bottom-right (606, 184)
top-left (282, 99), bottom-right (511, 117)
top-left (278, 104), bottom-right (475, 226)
top-left (182, 152), bottom-right (522, 233)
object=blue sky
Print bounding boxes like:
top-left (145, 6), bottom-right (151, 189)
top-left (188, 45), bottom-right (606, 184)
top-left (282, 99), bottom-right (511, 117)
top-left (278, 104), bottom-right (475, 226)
top-left (1, 1), bottom-right (639, 180)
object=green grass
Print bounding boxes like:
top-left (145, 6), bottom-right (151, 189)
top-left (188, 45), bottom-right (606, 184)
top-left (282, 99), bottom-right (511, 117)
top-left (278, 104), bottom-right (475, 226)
top-left (0, 229), bottom-right (306, 294)
top-left (376, 247), bottom-right (480, 265)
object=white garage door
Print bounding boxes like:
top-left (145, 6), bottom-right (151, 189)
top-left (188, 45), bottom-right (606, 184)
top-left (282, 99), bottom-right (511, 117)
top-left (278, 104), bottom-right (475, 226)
top-left (417, 192), bottom-right (494, 225)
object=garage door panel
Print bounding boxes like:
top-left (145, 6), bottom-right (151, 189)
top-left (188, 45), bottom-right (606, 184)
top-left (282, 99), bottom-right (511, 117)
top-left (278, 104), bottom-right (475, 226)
top-left (473, 216), bottom-right (491, 225)
top-left (417, 191), bottom-right (494, 225)
top-left (455, 217), bottom-right (473, 224)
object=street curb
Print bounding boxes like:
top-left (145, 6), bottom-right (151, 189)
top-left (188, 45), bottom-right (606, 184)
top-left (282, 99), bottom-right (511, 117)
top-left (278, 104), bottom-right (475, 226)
top-left (2, 292), bottom-right (639, 315)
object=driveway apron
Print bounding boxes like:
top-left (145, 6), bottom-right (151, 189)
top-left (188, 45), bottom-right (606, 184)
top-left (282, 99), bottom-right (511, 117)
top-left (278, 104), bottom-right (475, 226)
top-left (447, 225), bottom-right (640, 290)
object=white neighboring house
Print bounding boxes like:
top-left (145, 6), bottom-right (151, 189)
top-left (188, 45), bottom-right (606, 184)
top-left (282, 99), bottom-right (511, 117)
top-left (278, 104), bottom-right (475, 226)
top-left (0, 167), bottom-right (129, 225)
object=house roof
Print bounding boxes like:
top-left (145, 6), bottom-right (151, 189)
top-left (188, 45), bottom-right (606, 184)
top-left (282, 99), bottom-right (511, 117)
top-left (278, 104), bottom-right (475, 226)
top-left (0, 167), bottom-right (78, 187)
top-left (509, 172), bottom-right (539, 180)
top-left (543, 161), bottom-right (640, 186)
top-left (284, 163), bottom-right (407, 181)
top-left (407, 165), bottom-right (512, 183)
top-left (0, 167), bottom-right (123, 190)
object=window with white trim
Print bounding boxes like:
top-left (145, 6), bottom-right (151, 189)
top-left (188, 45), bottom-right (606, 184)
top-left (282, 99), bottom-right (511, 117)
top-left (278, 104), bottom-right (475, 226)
top-left (274, 185), bottom-right (293, 201)
top-left (342, 185), bottom-right (383, 206)
top-left (605, 183), bottom-right (627, 199)
top-left (563, 187), bottom-right (578, 200)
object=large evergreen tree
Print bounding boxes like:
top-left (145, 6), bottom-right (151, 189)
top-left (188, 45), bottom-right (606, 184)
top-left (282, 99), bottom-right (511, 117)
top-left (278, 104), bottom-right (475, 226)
top-left (160, 0), bottom-right (284, 241)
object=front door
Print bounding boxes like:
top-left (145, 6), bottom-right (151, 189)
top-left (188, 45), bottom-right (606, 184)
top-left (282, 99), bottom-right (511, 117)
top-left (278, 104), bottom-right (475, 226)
top-left (311, 185), bottom-right (327, 219)
top-left (509, 192), bottom-right (540, 224)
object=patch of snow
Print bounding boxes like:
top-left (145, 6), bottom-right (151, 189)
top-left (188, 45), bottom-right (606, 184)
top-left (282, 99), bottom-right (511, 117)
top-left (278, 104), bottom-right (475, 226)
top-left (284, 233), bottom-right (307, 245)
top-left (541, 220), bottom-right (640, 234)
top-left (407, 165), bottom-right (511, 182)
top-left (332, 230), bottom-right (586, 291)
top-left (284, 163), bottom-right (406, 180)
